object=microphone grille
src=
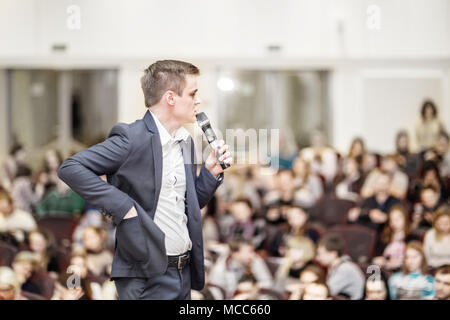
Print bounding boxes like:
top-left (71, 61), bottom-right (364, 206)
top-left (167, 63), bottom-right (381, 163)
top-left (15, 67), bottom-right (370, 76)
top-left (196, 112), bottom-right (210, 127)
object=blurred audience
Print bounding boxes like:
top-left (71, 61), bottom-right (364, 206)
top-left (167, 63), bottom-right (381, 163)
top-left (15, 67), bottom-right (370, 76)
top-left (1, 108), bottom-right (449, 300)
top-left (388, 241), bottom-right (434, 300)
top-left (315, 234), bottom-right (365, 300)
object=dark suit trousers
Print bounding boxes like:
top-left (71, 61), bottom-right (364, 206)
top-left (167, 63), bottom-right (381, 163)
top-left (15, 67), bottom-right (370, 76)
top-left (114, 264), bottom-right (191, 300)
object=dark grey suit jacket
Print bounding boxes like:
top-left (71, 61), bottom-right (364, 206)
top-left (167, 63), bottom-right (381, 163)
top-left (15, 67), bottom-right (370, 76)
top-left (58, 110), bottom-right (222, 290)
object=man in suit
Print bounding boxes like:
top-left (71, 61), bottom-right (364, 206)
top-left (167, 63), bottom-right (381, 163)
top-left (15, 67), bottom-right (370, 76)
top-left (58, 60), bottom-right (232, 300)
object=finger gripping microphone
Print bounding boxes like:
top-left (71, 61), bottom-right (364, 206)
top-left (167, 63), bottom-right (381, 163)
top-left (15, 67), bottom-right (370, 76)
top-left (196, 112), bottom-right (230, 170)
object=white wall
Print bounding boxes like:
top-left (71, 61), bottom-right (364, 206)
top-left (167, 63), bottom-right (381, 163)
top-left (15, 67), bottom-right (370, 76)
top-left (1, 0), bottom-right (449, 59)
top-left (0, 0), bottom-right (449, 159)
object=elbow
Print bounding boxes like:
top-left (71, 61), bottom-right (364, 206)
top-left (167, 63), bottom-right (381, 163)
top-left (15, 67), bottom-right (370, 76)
top-left (57, 159), bottom-right (72, 182)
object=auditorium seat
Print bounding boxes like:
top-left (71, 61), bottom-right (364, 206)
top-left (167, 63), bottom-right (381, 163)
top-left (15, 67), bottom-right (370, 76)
top-left (326, 224), bottom-right (377, 264)
top-left (0, 241), bottom-right (18, 267)
top-left (37, 217), bottom-right (79, 243)
top-left (313, 196), bottom-right (357, 228)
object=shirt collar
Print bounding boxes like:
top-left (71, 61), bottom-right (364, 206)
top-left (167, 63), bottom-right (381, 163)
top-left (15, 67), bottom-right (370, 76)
top-left (148, 110), bottom-right (190, 146)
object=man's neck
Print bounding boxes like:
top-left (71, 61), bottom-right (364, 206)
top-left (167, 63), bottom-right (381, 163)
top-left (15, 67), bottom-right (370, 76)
top-left (149, 106), bottom-right (181, 136)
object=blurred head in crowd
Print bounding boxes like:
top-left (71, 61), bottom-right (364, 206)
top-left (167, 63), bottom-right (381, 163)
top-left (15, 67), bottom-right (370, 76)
top-left (420, 185), bottom-right (440, 209)
top-left (433, 205), bottom-right (450, 240)
top-left (44, 149), bottom-right (63, 172)
top-left (10, 144), bottom-right (27, 165)
top-left (264, 204), bottom-right (285, 225)
top-left (230, 198), bottom-right (254, 223)
top-left (365, 276), bottom-right (388, 300)
top-left (292, 157), bottom-right (310, 180)
top-left (141, 60), bottom-right (201, 124)
top-left (28, 230), bottom-right (51, 255)
top-left (348, 137), bottom-right (366, 159)
top-left (434, 265), bottom-right (450, 300)
top-left (230, 238), bottom-right (256, 266)
top-left (294, 264), bottom-right (326, 299)
top-left (70, 252), bottom-right (89, 279)
top-left (382, 205), bottom-right (410, 244)
top-left (421, 99), bottom-right (438, 121)
top-left (374, 170), bottom-right (391, 196)
top-left (381, 155), bottom-right (399, 174)
top-left (233, 272), bottom-right (258, 300)
top-left (396, 130), bottom-right (410, 154)
top-left (343, 157), bottom-right (360, 178)
top-left (420, 161), bottom-right (442, 189)
top-left (12, 251), bottom-right (39, 285)
top-left (316, 234), bottom-right (345, 268)
top-left (0, 267), bottom-right (20, 300)
top-left (300, 264), bottom-right (325, 285)
top-left (82, 226), bottom-right (105, 253)
top-left (0, 191), bottom-right (14, 216)
top-left (435, 131), bottom-right (449, 156)
top-left (402, 241), bottom-right (428, 275)
top-left (285, 205), bottom-right (308, 234)
top-left (302, 282), bottom-right (329, 300)
top-left (275, 169), bottom-right (295, 195)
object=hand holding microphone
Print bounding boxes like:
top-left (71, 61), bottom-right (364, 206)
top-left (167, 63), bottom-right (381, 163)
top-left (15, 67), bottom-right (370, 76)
top-left (196, 112), bottom-right (232, 175)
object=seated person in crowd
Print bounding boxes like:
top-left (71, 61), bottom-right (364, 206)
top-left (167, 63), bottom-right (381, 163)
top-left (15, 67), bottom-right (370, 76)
top-left (423, 131), bottom-right (450, 180)
top-left (409, 161), bottom-right (448, 205)
top-left (334, 157), bottom-right (364, 202)
top-left (0, 191), bottom-right (37, 242)
top-left (299, 142), bottom-right (339, 191)
top-left (292, 157), bottom-right (323, 208)
top-left (221, 198), bottom-right (266, 250)
top-left (288, 264), bottom-right (326, 300)
top-left (232, 272), bottom-right (260, 300)
top-left (412, 185), bottom-right (446, 231)
top-left (301, 281), bottom-right (330, 300)
top-left (36, 178), bottom-right (84, 219)
top-left (364, 271), bottom-right (390, 300)
top-left (264, 169), bottom-right (297, 207)
top-left (268, 204), bottom-right (319, 258)
top-left (274, 236), bottom-right (316, 289)
top-left (423, 205), bottom-right (450, 269)
top-left (0, 266), bottom-right (30, 300)
top-left (373, 205), bottom-right (418, 272)
top-left (388, 241), bottom-right (434, 300)
top-left (434, 264), bottom-right (450, 300)
top-left (80, 226), bottom-right (113, 277)
top-left (361, 155), bottom-right (409, 200)
top-left (261, 203), bottom-right (287, 252)
top-left (394, 130), bottom-right (420, 181)
top-left (28, 229), bottom-right (60, 274)
top-left (55, 251), bottom-right (112, 300)
top-left (207, 239), bottom-right (273, 298)
top-left (315, 234), bottom-right (365, 300)
top-left (12, 250), bottom-right (54, 299)
top-left (347, 137), bottom-right (378, 177)
top-left (349, 170), bottom-right (401, 233)
top-left (10, 165), bottom-right (42, 213)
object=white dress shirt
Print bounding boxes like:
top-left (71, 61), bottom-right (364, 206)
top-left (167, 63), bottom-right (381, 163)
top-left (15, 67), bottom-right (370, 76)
top-left (149, 110), bottom-right (192, 255)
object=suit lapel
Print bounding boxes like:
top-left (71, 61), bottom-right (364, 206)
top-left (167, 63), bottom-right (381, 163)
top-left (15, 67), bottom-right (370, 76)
top-left (150, 133), bottom-right (163, 220)
top-left (180, 139), bottom-right (196, 221)
top-left (143, 110), bottom-right (163, 220)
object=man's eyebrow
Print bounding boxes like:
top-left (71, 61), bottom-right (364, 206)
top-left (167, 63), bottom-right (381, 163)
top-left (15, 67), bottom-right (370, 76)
top-left (190, 89), bottom-right (198, 94)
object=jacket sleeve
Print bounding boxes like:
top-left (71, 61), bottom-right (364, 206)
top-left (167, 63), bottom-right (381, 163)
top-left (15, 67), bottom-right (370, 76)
top-left (57, 123), bottom-right (134, 225)
top-left (189, 136), bottom-right (223, 209)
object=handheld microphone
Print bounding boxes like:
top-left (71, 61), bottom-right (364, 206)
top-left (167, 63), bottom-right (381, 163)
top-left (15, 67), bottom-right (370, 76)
top-left (196, 112), bottom-right (230, 170)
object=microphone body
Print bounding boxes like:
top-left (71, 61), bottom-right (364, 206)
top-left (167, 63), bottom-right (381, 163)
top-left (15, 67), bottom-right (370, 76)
top-left (196, 112), bottom-right (230, 170)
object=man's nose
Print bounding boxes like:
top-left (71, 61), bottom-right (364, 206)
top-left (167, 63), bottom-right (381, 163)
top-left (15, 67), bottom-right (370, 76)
top-left (195, 97), bottom-right (202, 105)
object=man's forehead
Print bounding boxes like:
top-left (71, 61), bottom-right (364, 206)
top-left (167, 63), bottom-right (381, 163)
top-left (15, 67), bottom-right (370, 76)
top-left (184, 75), bottom-right (198, 91)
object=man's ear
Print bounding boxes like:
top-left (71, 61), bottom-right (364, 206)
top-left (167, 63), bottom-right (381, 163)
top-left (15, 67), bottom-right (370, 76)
top-left (163, 90), bottom-right (176, 106)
